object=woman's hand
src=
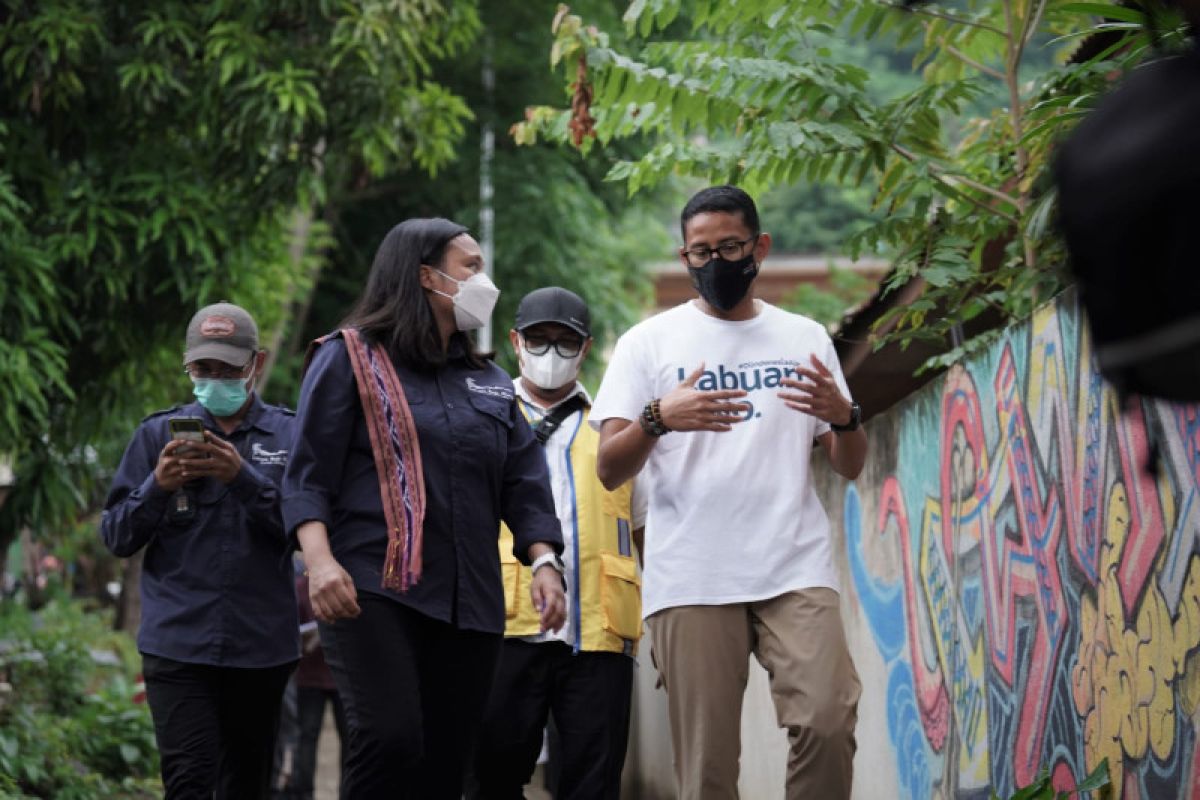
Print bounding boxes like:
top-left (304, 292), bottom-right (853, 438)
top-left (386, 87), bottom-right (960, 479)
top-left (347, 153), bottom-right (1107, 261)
top-left (530, 566), bottom-right (567, 633)
top-left (305, 554), bottom-right (360, 623)
top-left (296, 521), bottom-right (360, 623)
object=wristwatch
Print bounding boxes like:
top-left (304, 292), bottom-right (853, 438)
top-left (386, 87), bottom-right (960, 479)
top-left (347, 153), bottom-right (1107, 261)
top-left (831, 401), bottom-right (862, 433)
top-left (531, 551), bottom-right (567, 587)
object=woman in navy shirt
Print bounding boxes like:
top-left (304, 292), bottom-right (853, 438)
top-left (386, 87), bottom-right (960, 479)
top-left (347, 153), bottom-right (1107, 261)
top-left (283, 218), bottom-right (565, 798)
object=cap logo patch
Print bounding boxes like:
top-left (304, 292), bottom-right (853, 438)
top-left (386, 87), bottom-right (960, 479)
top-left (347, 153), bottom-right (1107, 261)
top-left (200, 315), bottom-right (236, 338)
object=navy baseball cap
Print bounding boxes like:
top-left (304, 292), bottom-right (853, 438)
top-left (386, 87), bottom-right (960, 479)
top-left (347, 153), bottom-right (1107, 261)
top-left (514, 287), bottom-right (591, 338)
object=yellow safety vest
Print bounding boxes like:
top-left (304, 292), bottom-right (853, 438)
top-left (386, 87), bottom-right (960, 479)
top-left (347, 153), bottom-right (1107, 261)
top-left (498, 402), bottom-right (642, 655)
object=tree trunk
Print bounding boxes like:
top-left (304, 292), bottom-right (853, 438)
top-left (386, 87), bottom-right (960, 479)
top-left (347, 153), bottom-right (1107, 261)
top-left (115, 550), bottom-right (143, 634)
top-left (259, 205), bottom-right (317, 396)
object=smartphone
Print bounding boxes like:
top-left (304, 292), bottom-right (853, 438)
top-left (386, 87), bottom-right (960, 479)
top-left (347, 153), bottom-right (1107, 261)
top-left (168, 417), bottom-right (206, 456)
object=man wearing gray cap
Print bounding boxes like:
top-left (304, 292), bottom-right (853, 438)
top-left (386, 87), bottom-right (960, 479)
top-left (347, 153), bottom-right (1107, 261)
top-left (100, 302), bottom-right (299, 799)
top-left (472, 287), bottom-right (645, 800)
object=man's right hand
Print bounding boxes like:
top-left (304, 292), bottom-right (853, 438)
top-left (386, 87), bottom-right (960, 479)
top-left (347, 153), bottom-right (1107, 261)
top-left (306, 556), bottom-right (361, 622)
top-left (658, 363), bottom-right (750, 432)
top-left (153, 440), bottom-right (191, 493)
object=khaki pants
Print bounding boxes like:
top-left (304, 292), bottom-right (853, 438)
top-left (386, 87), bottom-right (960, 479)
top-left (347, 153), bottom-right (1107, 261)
top-left (648, 588), bottom-right (861, 800)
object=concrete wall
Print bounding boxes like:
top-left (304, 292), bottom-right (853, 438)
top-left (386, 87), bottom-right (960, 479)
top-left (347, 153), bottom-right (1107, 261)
top-left (624, 296), bottom-right (1200, 798)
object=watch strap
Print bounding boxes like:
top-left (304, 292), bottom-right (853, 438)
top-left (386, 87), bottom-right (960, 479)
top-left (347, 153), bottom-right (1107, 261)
top-left (831, 401), bottom-right (862, 433)
top-left (530, 551), bottom-right (564, 574)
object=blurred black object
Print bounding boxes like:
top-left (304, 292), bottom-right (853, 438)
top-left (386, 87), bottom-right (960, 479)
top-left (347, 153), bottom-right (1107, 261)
top-left (1055, 41), bottom-right (1200, 402)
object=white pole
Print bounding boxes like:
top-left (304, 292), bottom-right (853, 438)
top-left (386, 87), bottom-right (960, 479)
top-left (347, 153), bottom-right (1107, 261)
top-left (479, 31), bottom-right (496, 352)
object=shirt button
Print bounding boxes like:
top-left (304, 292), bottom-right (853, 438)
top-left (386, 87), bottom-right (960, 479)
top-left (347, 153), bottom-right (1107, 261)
top-left (446, 402), bottom-right (454, 409)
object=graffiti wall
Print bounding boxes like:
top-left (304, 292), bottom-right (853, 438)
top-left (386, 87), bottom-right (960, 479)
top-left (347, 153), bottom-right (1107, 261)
top-left (843, 296), bottom-right (1200, 799)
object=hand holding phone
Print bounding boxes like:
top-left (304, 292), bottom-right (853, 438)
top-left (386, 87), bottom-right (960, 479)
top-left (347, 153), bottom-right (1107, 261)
top-left (155, 418), bottom-right (204, 492)
top-left (168, 417), bottom-right (205, 457)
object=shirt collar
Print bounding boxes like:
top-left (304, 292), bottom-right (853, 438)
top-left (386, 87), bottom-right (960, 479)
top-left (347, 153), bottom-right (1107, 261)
top-left (512, 378), bottom-right (591, 416)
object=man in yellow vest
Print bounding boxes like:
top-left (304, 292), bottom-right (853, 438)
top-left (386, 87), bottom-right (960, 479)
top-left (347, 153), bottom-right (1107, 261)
top-left (472, 287), bottom-right (644, 800)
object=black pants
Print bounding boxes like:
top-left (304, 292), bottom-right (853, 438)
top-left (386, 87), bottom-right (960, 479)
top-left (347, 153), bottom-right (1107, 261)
top-left (472, 640), bottom-right (634, 800)
top-left (318, 594), bottom-right (503, 800)
top-left (142, 653), bottom-right (295, 800)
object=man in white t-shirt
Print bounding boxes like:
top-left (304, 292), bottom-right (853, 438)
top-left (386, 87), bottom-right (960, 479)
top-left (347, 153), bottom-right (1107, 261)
top-left (590, 185), bottom-right (868, 799)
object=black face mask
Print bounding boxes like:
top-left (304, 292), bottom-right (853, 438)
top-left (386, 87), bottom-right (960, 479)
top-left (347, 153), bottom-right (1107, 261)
top-left (689, 253), bottom-right (758, 311)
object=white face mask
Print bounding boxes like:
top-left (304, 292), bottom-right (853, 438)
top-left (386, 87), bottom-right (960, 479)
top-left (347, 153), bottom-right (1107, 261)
top-left (520, 339), bottom-right (584, 391)
top-left (431, 269), bottom-right (500, 331)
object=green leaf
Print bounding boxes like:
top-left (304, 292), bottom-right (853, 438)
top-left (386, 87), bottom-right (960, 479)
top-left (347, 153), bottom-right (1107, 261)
top-left (1074, 758), bottom-right (1112, 792)
top-left (1058, 3), bottom-right (1146, 24)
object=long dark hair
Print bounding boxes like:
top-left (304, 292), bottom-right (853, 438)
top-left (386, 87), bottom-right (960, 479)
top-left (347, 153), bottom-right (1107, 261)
top-left (342, 218), bottom-right (490, 371)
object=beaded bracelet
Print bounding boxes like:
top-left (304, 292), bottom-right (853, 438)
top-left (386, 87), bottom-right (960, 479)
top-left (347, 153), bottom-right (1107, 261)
top-left (640, 399), bottom-right (670, 437)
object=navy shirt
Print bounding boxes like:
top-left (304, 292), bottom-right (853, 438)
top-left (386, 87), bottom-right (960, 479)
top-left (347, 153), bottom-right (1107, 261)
top-left (100, 397), bottom-right (299, 668)
top-left (282, 336), bottom-right (562, 635)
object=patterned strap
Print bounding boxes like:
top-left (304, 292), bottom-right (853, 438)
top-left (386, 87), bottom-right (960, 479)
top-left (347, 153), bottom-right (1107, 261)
top-left (310, 329), bottom-right (426, 592)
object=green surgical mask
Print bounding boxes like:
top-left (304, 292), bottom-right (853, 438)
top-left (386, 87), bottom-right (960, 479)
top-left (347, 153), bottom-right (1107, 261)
top-left (192, 376), bottom-right (251, 417)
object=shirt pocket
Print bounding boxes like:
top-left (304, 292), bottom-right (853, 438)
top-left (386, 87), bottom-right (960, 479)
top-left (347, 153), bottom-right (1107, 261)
top-left (598, 551), bottom-right (642, 640)
top-left (467, 393), bottom-right (515, 456)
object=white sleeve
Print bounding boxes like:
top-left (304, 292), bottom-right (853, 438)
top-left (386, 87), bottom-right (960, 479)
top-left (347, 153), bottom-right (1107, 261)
top-left (589, 331), bottom-right (650, 431)
top-left (629, 475), bottom-right (648, 530)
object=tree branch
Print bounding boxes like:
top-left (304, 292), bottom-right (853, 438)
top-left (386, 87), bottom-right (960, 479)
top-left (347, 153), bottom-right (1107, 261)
top-left (1003, 0), bottom-right (1037, 269)
top-left (1021, 0), bottom-right (1051, 57)
top-left (885, 2), bottom-right (1007, 37)
top-left (942, 41), bottom-right (1006, 80)
top-left (891, 142), bottom-right (1021, 218)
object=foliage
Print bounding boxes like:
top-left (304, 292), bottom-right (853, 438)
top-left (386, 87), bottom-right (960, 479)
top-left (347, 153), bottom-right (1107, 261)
top-left (761, 181), bottom-right (882, 255)
top-left (0, 597), bottom-right (158, 798)
top-left (0, 1), bottom-right (480, 552)
top-left (266, 0), bottom-right (666, 404)
top-left (993, 757), bottom-right (1112, 799)
top-left (780, 264), bottom-right (879, 328)
top-left (516, 0), bottom-right (1191, 369)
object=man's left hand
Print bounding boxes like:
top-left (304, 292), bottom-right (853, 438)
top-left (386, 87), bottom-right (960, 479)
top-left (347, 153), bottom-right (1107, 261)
top-left (777, 354), bottom-right (852, 426)
top-left (530, 566), bottom-right (567, 633)
top-left (178, 434), bottom-right (243, 484)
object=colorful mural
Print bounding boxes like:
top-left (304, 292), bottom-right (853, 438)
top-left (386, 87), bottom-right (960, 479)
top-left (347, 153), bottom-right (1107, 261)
top-left (846, 297), bottom-right (1200, 799)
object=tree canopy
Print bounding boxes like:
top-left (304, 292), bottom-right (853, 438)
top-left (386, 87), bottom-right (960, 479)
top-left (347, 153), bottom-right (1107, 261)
top-left (516, 0), bottom-right (1191, 367)
top-left (0, 0), bottom-right (480, 547)
top-left (265, 0), bottom-right (666, 403)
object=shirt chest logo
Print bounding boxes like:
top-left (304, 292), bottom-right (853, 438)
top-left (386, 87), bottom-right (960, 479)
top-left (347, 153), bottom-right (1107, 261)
top-left (466, 377), bottom-right (513, 401)
top-left (251, 442), bottom-right (288, 466)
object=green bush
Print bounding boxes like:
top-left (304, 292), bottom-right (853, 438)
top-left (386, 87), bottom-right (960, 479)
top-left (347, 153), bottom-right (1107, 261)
top-left (0, 598), bottom-right (160, 798)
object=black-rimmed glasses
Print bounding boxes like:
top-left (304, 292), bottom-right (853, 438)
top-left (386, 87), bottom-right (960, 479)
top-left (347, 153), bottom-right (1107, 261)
top-left (522, 334), bottom-right (584, 359)
top-left (184, 360), bottom-right (253, 380)
top-left (680, 234), bottom-right (759, 268)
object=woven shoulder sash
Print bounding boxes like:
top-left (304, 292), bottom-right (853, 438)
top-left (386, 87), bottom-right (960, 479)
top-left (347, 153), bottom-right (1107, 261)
top-left (306, 329), bottom-right (426, 592)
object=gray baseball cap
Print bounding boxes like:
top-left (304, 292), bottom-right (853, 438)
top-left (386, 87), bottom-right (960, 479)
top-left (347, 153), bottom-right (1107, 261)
top-left (183, 302), bottom-right (259, 366)
top-left (514, 287), bottom-right (591, 338)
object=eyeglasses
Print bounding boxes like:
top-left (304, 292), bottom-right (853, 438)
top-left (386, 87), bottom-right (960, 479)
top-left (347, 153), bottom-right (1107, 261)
top-left (185, 360), bottom-right (253, 380)
top-left (680, 235), bottom-right (759, 268)
top-left (522, 334), bottom-right (584, 359)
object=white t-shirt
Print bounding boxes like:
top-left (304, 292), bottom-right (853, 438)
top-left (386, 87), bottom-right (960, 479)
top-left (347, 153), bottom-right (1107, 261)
top-left (590, 300), bottom-right (850, 618)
